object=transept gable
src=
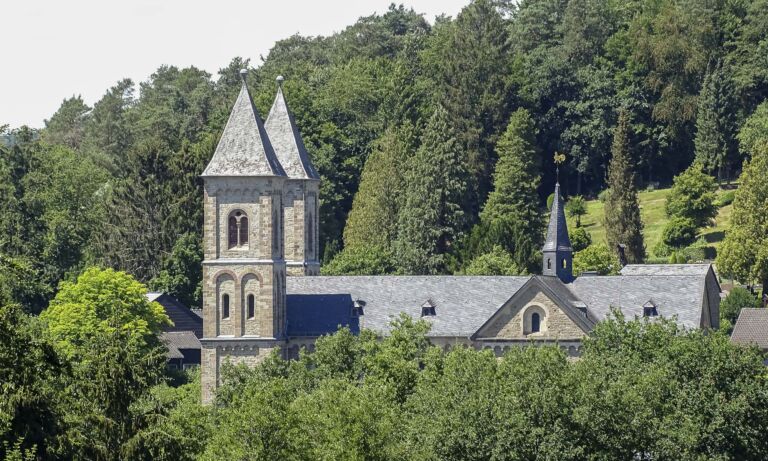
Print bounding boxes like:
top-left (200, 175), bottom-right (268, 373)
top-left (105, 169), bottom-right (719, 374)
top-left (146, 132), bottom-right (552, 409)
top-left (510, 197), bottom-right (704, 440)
top-left (473, 276), bottom-right (593, 341)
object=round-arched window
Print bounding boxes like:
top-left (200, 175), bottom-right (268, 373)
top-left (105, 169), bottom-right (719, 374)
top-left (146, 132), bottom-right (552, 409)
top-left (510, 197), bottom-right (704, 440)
top-left (228, 210), bottom-right (249, 249)
top-left (531, 312), bottom-right (541, 333)
top-left (247, 294), bottom-right (255, 319)
top-left (222, 294), bottom-right (230, 319)
top-left (524, 306), bottom-right (546, 335)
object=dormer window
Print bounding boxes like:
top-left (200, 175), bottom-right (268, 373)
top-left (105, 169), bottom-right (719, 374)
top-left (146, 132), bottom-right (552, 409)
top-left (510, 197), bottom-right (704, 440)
top-left (352, 299), bottom-right (365, 317)
top-left (228, 210), bottom-right (249, 249)
top-left (421, 299), bottom-right (436, 317)
top-left (643, 300), bottom-right (658, 317)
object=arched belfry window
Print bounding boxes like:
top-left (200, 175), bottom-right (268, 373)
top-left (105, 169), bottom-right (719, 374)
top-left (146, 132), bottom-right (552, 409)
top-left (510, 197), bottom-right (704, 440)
top-left (228, 210), bottom-right (249, 249)
top-left (547, 258), bottom-right (552, 270)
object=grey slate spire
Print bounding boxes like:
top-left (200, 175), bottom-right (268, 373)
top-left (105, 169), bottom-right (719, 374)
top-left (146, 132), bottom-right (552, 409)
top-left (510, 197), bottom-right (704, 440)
top-left (264, 77), bottom-right (320, 180)
top-left (542, 182), bottom-right (573, 282)
top-left (202, 69), bottom-right (286, 177)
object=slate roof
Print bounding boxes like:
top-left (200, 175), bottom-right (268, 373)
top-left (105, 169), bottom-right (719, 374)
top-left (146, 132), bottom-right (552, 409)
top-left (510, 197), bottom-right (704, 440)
top-left (146, 292), bottom-right (203, 338)
top-left (286, 273), bottom-right (712, 338)
top-left (202, 72), bottom-right (286, 177)
top-left (287, 276), bottom-right (529, 337)
top-left (731, 308), bottom-right (768, 349)
top-left (160, 331), bottom-right (202, 350)
top-left (543, 182), bottom-right (572, 252)
top-left (620, 264), bottom-right (712, 276)
top-left (569, 275), bottom-right (706, 329)
top-left (264, 82), bottom-right (320, 180)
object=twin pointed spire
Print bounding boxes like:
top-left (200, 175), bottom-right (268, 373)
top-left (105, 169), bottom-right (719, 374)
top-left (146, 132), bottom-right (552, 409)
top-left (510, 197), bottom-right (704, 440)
top-left (265, 76), bottom-right (320, 180)
top-left (202, 70), bottom-right (316, 180)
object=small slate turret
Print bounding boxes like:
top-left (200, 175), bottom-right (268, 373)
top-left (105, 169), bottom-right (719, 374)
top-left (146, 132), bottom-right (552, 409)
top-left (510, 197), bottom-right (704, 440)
top-left (542, 182), bottom-right (573, 282)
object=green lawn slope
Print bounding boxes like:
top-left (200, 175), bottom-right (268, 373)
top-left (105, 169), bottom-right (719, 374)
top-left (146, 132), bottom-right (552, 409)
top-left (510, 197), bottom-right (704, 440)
top-left (567, 187), bottom-right (733, 261)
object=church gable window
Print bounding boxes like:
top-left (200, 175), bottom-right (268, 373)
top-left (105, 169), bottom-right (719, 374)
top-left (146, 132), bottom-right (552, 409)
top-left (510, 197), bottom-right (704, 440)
top-left (523, 306), bottom-right (546, 335)
top-left (228, 210), bottom-right (249, 249)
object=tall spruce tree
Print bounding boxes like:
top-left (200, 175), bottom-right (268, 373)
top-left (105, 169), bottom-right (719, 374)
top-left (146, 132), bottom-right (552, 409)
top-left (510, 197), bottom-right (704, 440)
top-left (604, 110), bottom-right (645, 263)
top-left (427, 0), bottom-right (512, 215)
top-left (694, 61), bottom-right (737, 182)
top-left (396, 105), bottom-right (468, 274)
top-left (343, 126), bottom-right (414, 250)
top-left (465, 108), bottom-right (543, 273)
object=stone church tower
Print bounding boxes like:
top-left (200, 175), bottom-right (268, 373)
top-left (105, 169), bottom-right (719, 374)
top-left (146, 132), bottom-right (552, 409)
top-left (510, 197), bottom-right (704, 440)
top-left (265, 76), bottom-right (321, 276)
top-left (200, 70), bottom-right (290, 404)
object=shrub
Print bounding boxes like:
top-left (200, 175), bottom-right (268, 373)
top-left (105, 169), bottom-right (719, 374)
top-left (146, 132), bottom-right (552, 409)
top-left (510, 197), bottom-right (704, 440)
top-left (715, 190), bottom-right (735, 207)
top-left (598, 189), bottom-right (610, 203)
top-left (665, 165), bottom-right (717, 227)
top-left (565, 195), bottom-right (587, 227)
top-left (573, 243), bottom-right (619, 276)
top-left (569, 227), bottom-right (592, 252)
top-left (720, 286), bottom-right (760, 331)
top-left (462, 245), bottom-right (523, 275)
top-left (662, 217), bottom-right (697, 248)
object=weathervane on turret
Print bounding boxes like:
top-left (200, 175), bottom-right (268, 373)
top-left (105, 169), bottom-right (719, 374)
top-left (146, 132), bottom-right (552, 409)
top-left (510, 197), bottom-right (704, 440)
top-left (553, 151), bottom-right (566, 183)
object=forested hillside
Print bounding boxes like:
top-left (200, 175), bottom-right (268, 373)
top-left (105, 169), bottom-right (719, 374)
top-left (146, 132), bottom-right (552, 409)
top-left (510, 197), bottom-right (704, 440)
top-left (2, 0), bottom-right (768, 312)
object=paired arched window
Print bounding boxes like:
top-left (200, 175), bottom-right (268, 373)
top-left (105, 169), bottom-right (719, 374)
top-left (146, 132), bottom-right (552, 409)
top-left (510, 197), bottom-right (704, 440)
top-left (247, 294), bottom-right (255, 319)
top-left (228, 210), bottom-right (249, 249)
top-left (222, 294), bottom-right (230, 319)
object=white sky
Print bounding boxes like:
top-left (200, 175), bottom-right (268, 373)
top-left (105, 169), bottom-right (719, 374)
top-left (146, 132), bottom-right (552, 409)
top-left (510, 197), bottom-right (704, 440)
top-left (0, 0), bottom-right (467, 129)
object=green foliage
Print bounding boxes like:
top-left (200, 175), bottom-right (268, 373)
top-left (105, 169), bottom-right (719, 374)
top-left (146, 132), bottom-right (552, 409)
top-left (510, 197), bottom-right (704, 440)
top-left (573, 243), bottom-right (619, 275)
top-left (124, 372), bottom-right (212, 461)
top-left (565, 195), bottom-right (587, 227)
top-left (569, 226), bottom-right (592, 252)
top-left (716, 189), bottom-right (736, 207)
top-left (396, 105), bottom-right (469, 274)
top-left (665, 164), bottom-right (718, 227)
top-left (462, 108), bottom-right (542, 273)
top-left (738, 101), bottom-right (768, 158)
top-left (694, 61), bottom-right (738, 180)
top-left (604, 110), bottom-right (645, 263)
top-left (0, 305), bottom-right (65, 459)
top-left (718, 142), bottom-right (768, 291)
top-left (42, 96), bottom-right (91, 150)
top-left (322, 245), bottom-right (397, 275)
top-left (203, 313), bottom-right (768, 460)
top-left (41, 267), bottom-right (170, 359)
top-left (149, 233), bottom-right (203, 308)
top-left (343, 126), bottom-right (413, 251)
top-left (462, 245), bottom-right (522, 276)
top-left (661, 216), bottom-right (697, 248)
top-left (719, 287), bottom-right (761, 331)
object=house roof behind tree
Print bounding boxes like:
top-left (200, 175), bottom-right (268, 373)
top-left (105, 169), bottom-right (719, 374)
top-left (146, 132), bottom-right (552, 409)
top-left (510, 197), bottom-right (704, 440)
top-left (146, 292), bottom-right (203, 338)
top-left (731, 308), bottom-right (768, 350)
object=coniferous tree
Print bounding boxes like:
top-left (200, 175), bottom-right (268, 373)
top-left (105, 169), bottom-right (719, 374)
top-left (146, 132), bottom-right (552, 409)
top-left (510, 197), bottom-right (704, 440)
top-left (465, 108), bottom-right (542, 273)
top-left (718, 142), bottom-right (768, 294)
top-left (694, 62), bottom-right (737, 181)
top-left (428, 0), bottom-right (512, 214)
top-left (604, 110), bottom-right (645, 263)
top-left (396, 105), bottom-right (468, 274)
top-left (343, 126), bottom-right (414, 251)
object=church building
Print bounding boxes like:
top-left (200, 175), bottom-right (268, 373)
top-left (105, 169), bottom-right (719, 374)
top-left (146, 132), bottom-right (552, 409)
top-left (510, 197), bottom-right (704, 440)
top-left (199, 70), bottom-right (721, 403)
